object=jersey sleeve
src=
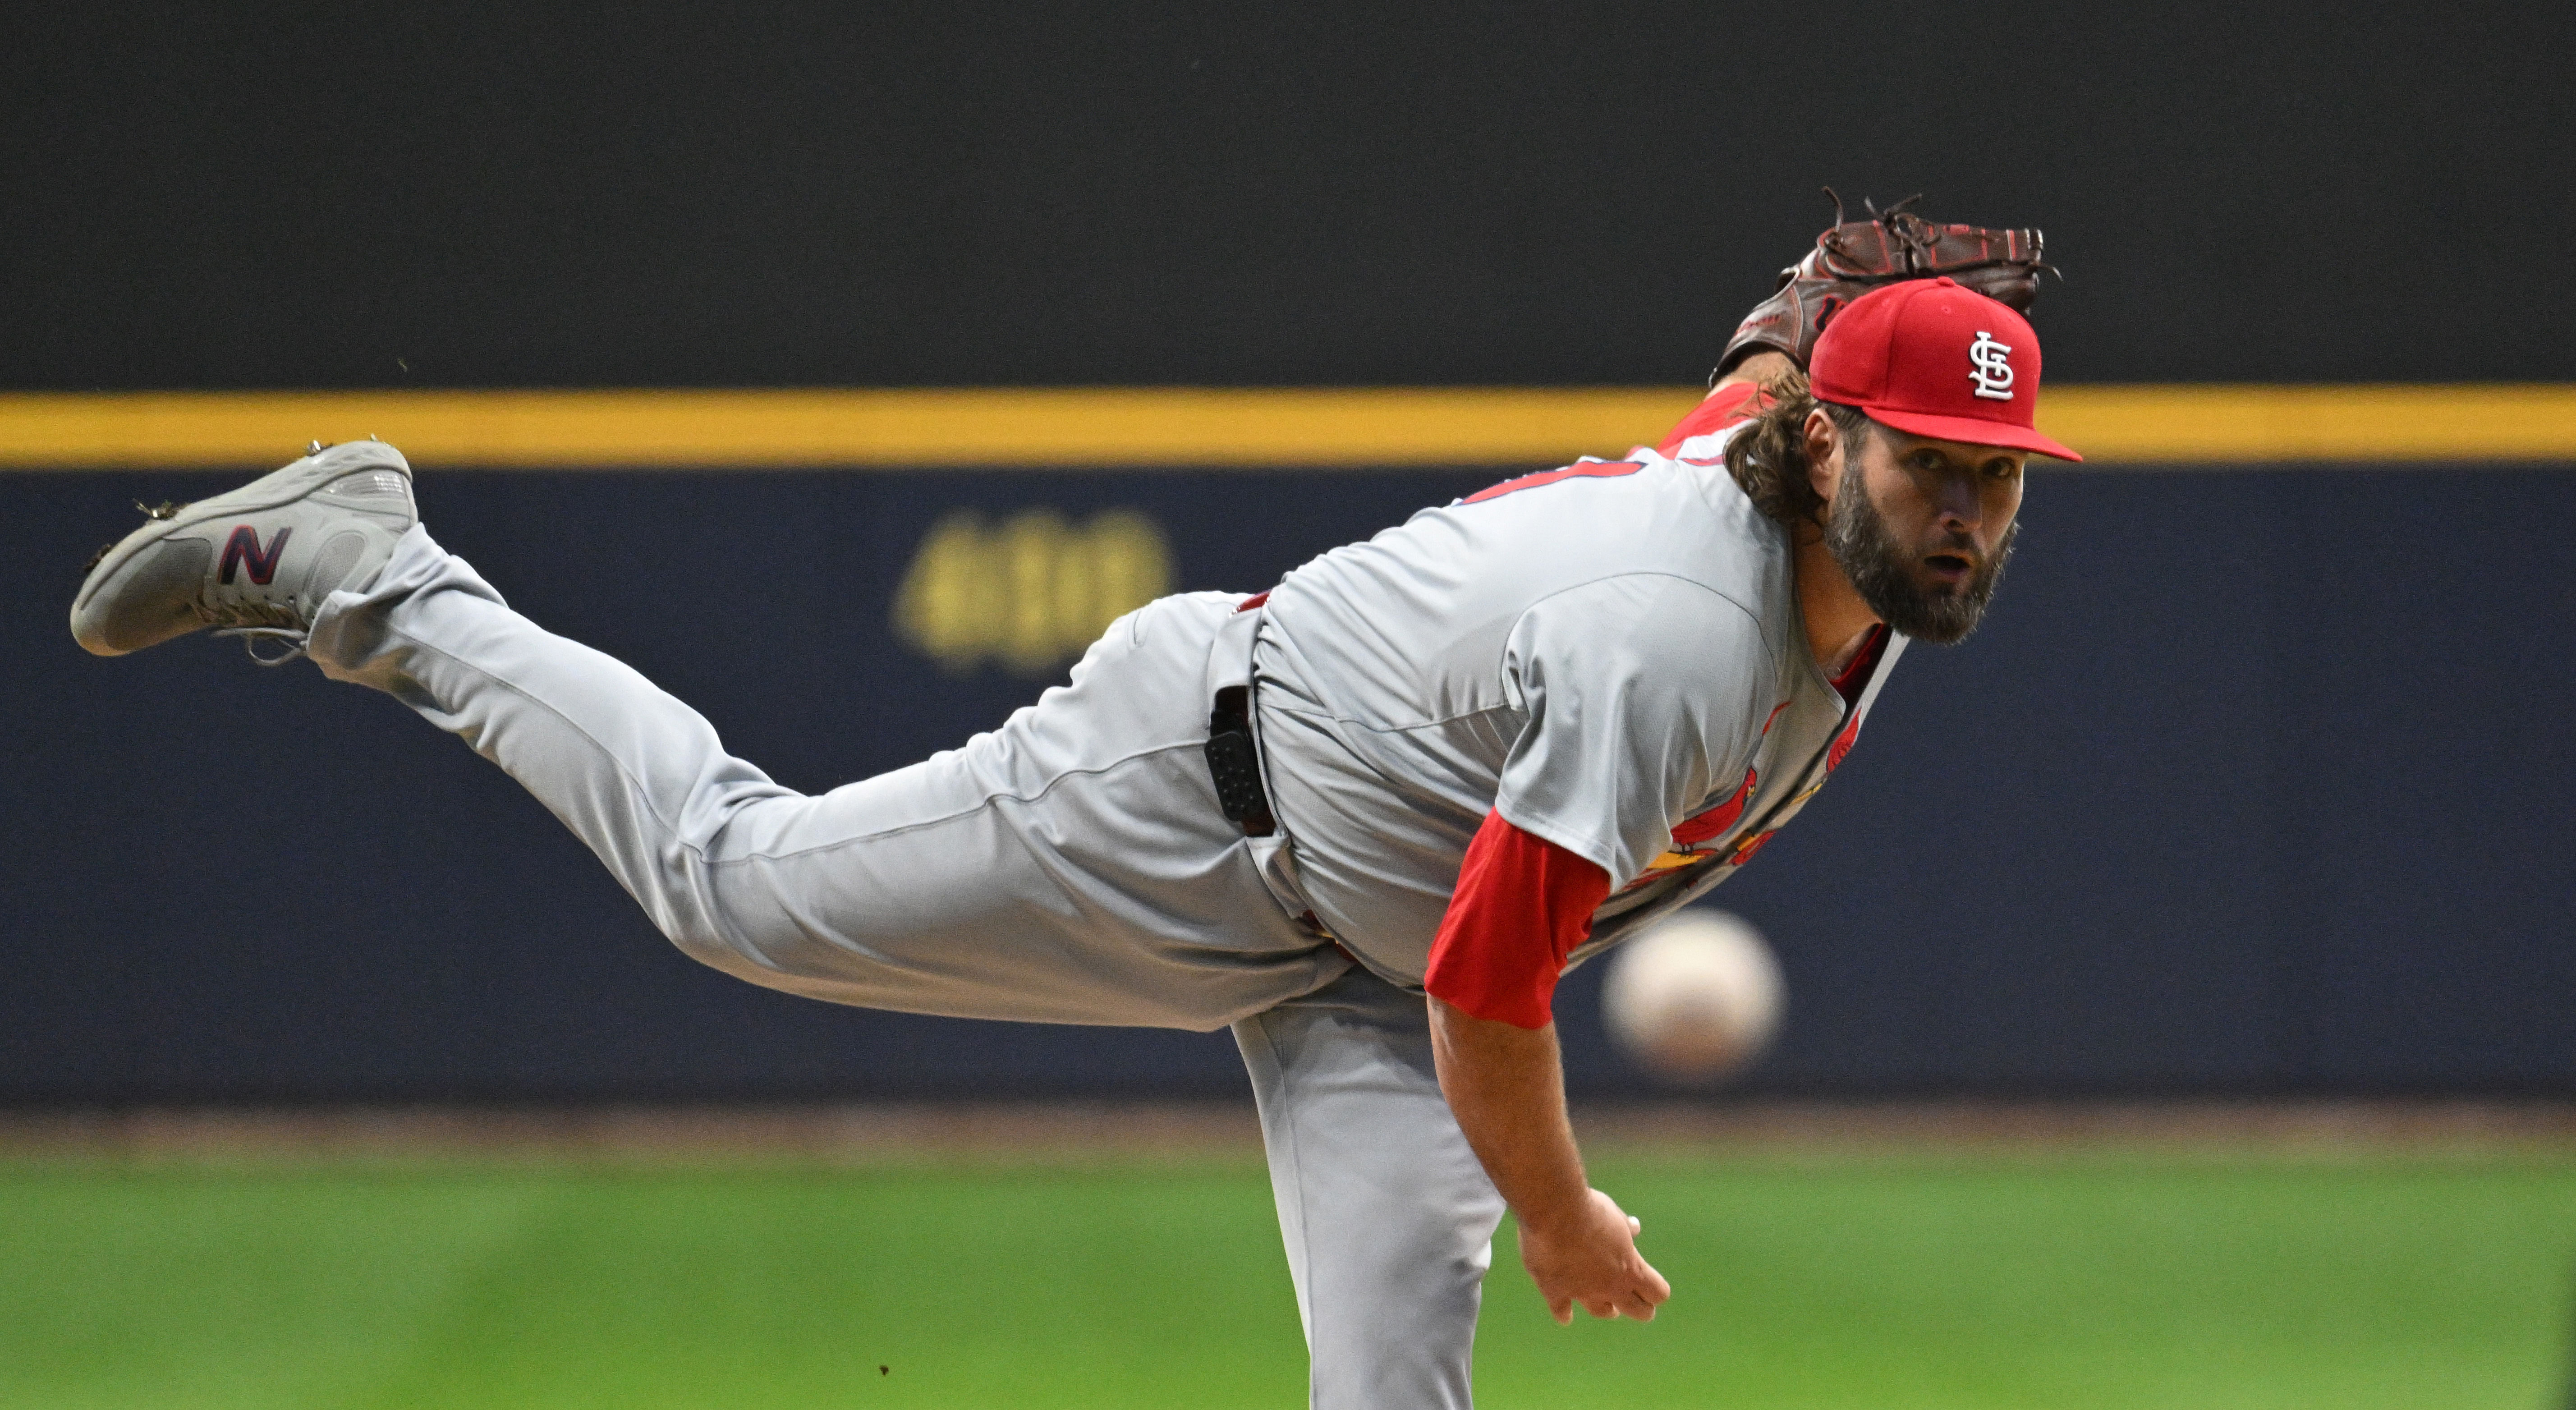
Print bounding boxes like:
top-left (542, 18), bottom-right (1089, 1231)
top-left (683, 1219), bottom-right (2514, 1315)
top-left (1423, 809), bottom-right (1612, 1029)
top-left (1493, 574), bottom-right (1779, 885)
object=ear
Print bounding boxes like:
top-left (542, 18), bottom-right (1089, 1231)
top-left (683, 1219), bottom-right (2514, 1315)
top-left (1800, 409), bottom-right (1841, 513)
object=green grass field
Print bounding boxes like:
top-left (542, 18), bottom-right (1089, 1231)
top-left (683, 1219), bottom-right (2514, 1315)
top-left (4, 1153), bottom-right (2571, 1409)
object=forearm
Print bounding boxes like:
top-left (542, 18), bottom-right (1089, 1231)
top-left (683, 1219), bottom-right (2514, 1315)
top-left (1419, 811), bottom-right (1666, 1322)
top-left (1658, 349), bottom-right (1797, 457)
top-left (1429, 992), bottom-right (1671, 1323)
top-left (1713, 348), bottom-right (1795, 395)
top-left (1427, 995), bottom-right (1589, 1228)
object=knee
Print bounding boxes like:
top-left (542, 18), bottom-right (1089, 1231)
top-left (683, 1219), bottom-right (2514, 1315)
top-left (1298, 1173), bottom-right (1503, 1322)
top-left (1331, 1209), bottom-right (1497, 1301)
top-left (1305, 1224), bottom-right (1490, 1410)
top-left (649, 860), bottom-right (881, 1001)
top-left (650, 897), bottom-right (771, 981)
top-left (631, 860), bottom-right (794, 982)
top-left (659, 913), bottom-right (866, 1007)
top-left (653, 885), bottom-right (804, 983)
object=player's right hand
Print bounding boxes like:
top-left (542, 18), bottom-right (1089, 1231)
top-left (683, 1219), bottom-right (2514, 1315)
top-left (1517, 1186), bottom-right (1671, 1324)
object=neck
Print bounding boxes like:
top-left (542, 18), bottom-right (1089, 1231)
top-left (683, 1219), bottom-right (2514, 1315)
top-left (1792, 524), bottom-right (1882, 675)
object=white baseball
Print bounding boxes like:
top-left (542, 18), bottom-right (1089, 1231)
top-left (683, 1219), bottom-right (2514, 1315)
top-left (1600, 909), bottom-right (1785, 1080)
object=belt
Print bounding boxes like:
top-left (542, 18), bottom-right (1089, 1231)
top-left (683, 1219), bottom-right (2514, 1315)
top-left (1204, 592), bottom-right (1277, 838)
top-left (1205, 686), bottom-right (1276, 838)
top-left (1202, 592), bottom-right (1359, 955)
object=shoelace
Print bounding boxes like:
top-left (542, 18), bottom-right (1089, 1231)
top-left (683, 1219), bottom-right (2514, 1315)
top-left (190, 599), bottom-right (310, 666)
top-left (211, 626), bottom-right (310, 666)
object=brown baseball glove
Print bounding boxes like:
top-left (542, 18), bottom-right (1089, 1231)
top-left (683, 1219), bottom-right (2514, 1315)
top-left (1716, 192), bottom-right (2051, 377)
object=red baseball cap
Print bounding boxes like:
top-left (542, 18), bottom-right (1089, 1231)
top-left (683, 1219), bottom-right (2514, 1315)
top-left (1809, 277), bottom-right (2082, 461)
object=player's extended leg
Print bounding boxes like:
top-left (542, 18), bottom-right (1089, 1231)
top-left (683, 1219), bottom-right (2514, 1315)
top-left (72, 445), bottom-right (1345, 1029)
top-left (310, 528), bottom-right (1345, 1027)
top-left (1234, 967), bottom-right (1509, 1410)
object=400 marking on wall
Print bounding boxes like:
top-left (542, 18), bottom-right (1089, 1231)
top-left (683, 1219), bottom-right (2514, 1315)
top-left (894, 508), bottom-right (1175, 675)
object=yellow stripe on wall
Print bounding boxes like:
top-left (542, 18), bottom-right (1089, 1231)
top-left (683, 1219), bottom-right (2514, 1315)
top-left (0, 385), bottom-right (2571, 469)
top-left (0, 389), bottom-right (1695, 470)
top-left (2039, 385), bottom-right (2576, 465)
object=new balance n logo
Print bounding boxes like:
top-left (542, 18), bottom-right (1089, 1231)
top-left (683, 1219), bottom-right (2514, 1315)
top-left (218, 525), bottom-right (292, 586)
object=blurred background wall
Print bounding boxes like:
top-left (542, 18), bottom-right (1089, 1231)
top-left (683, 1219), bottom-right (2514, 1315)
top-left (6, 1), bottom-right (2572, 1102)
top-left (9, 1), bottom-right (2572, 390)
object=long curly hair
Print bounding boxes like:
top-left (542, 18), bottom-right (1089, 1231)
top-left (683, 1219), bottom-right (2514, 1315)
top-left (1720, 369), bottom-right (1872, 527)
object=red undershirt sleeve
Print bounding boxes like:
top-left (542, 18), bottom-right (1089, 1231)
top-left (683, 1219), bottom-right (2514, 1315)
top-left (1423, 808), bottom-right (1615, 1030)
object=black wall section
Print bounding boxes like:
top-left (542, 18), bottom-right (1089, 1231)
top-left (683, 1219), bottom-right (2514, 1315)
top-left (5, 2), bottom-right (2572, 390)
top-left (8, 465), bottom-right (2573, 1102)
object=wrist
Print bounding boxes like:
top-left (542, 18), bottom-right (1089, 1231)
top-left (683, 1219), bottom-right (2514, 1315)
top-left (1714, 349), bottom-right (1797, 391)
top-left (1513, 1180), bottom-right (1596, 1234)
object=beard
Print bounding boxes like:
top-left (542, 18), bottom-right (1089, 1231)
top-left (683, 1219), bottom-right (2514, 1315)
top-left (1820, 457), bottom-right (2018, 646)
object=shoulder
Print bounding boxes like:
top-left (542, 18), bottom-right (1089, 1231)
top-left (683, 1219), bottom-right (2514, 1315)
top-left (1516, 571), bottom-right (1766, 636)
top-left (1505, 572), bottom-right (1784, 701)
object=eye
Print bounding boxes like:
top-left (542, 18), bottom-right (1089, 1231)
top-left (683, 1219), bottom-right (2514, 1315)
top-left (1983, 459), bottom-right (2021, 481)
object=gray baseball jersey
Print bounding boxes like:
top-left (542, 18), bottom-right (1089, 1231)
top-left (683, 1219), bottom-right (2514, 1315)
top-left (1253, 422), bottom-right (1907, 986)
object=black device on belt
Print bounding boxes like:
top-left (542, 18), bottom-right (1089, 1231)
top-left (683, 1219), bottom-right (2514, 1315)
top-left (1204, 684), bottom-right (1276, 837)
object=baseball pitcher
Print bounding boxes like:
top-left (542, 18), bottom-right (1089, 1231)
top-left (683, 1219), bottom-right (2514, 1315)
top-left (70, 200), bottom-right (2077, 1409)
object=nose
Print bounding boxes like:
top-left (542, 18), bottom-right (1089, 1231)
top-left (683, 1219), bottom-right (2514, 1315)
top-left (1932, 472), bottom-right (1984, 536)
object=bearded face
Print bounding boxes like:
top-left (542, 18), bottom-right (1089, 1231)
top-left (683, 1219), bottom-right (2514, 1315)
top-left (1819, 430), bottom-right (2020, 646)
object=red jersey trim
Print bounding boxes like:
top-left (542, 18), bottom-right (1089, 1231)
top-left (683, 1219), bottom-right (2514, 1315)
top-left (1462, 459), bottom-right (1646, 505)
top-left (1670, 767), bottom-right (1758, 844)
top-left (1830, 624), bottom-right (1888, 704)
top-left (1825, 625), bottom-right (1888, 770)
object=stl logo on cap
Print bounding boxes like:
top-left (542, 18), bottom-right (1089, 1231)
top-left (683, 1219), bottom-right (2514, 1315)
top-left (1809, 277), bottom-right (2082, 461)
top-left (1967, 331), bottom-right (2015, 401)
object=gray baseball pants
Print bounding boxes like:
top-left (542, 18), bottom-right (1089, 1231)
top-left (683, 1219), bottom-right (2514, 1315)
top-left (307, 526), bottom-right (1510, 1409)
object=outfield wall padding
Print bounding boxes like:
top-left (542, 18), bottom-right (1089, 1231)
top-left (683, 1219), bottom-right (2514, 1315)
top-left (7, 464), bottom-right (2571, 1101)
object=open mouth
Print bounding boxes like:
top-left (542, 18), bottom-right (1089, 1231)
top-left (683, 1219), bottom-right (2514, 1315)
top-left (1924, 552), bottom-right (1974, 583)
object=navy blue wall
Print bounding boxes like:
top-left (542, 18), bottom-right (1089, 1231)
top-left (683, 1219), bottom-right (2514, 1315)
top-left (8, 464), bottom-right (2570, 1101)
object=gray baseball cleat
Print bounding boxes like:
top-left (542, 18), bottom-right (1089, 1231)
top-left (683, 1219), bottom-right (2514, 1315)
top-left (70, 439), bottom-right (418, 666)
